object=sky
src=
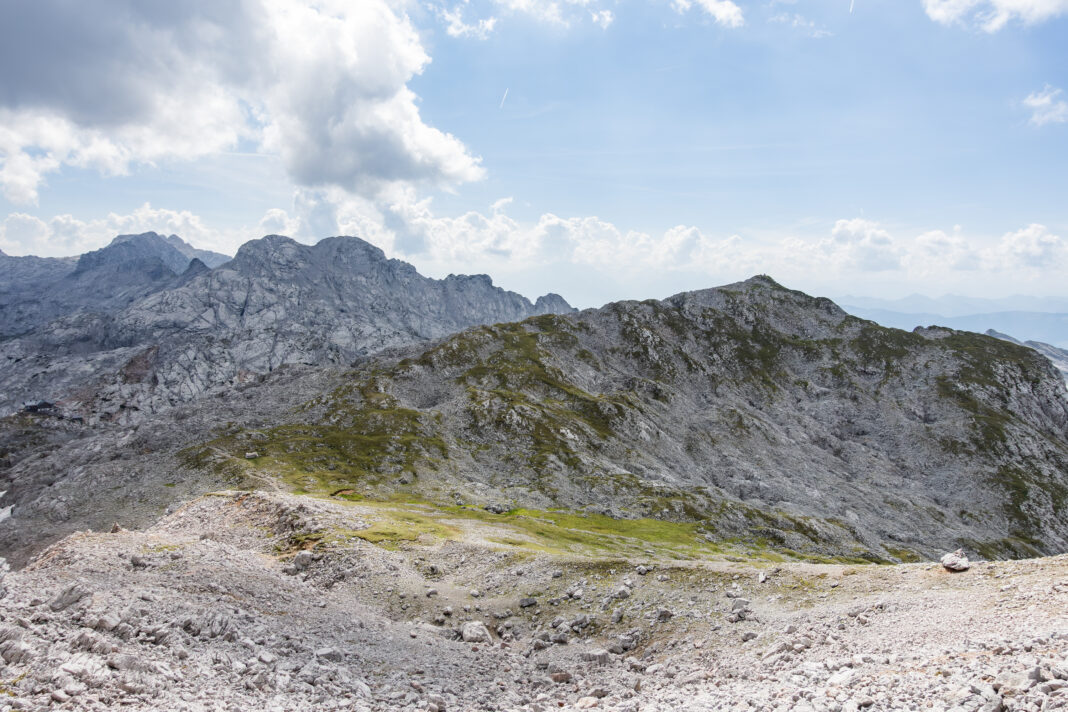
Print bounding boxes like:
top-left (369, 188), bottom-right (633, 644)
top-left (0, 0), bottom-right (1066, 308)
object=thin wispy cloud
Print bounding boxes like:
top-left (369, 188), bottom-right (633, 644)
top-left (1024, 85), bottom-right (1068, 126)
top-left (438, 5), bottom-right (498, 39)
top-left (770, 12), bottom-right (833, 38)
top-left (590, 9), bottom-right (614, 28)
top-left (672, 0), bottom-right (745, 28)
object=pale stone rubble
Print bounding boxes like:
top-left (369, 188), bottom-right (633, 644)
top-left (0, 491), bottom-right (1064, 711)
top-left (943, 549), bottom-right (972, 572)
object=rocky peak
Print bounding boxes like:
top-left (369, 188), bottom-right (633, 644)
top-left (110, 231), bottom-right (230, 269)
top-left (177, 258), bottom-right (210, 286)
top-left (664, 274), bottom-right (848, 340)
top-left (0, 234), bottom-right (200, 339)
top-left (230, 234), bottom-right (422, 281)
top-left (0, 233), bottom-right (574, 420)
top-left (534, 293), bottom-right (575, 314)
top-left (80, 232), bottom-right (191, 276)
top-left (229, 234), bottom-right (305, 274)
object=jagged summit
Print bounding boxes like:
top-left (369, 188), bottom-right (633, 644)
top-left (0, 233), bottom-right (575, 421)
top-left (80, 232), bottom-right (192, 275)
top-left (0, 232), bottom-right (213, 339)
top-left (111, 231), bottom-right (230, 268)
top-left (534, 292), bottom-right (574, 314)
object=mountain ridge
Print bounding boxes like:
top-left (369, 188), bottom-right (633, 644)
top-left (2, 267), bottom-right (1067, 569)
top-left (110, 231), bottom-right (231, 268)
top-left (0, 232), bottom-right (231, 339)
top-left (0, 233), bottom-right (574, 422)
top-left (182, 275), bottom-right (1068, 561)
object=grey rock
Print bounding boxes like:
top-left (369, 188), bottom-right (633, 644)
top-left (460, 622), bottom-right (492, 643)
top-left (49, 583), bottom-right (91, 611)
top-left (582, 648), bottom-right (611, 665)
top-left (0, 234), bottom-right (573, 423)
top-left (941, 549), bottom-right (971, 572)
top-left (0, 233), bottom-right (221, 339)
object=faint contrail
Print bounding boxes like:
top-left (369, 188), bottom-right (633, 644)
top-left (849, 0), bottom-right (855, 12)
top-left (499, 88), bottom-right (509, 109)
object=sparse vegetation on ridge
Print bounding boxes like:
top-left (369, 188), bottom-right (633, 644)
top-left (179, 278), bottom-right (1068, 565)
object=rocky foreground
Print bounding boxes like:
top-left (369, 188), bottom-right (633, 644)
top-left (0, 491), bottom-right (1065, 712)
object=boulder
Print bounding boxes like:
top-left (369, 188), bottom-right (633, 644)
top-left (461, 621), bottom-right (492, 643)
top-left (940, 549), bottom-right (971, 572)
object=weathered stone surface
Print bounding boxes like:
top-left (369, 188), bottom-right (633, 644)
top-left (460, 622), bottom-right (492, 643)
top-left (941, 549), bottom-right (971, 572)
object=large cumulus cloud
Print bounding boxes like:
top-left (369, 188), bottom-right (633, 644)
top-left (0, 0), bottom-right (483, 204)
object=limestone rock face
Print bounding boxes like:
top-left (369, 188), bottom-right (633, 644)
top-left (0, 232), bottom-right (223, 339)
top-left (988, 329), bottom-right (1068, 383)
top-left (0, 234), bottom-right (573, 422)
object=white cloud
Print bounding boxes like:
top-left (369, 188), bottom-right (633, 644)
top-left (434, 2), bottom-right (500, 39)
top-left (822, 219), bottom-right (902, 272)
top-left (988, 223), bottom-right (1065, 267)
top-left (1023, 86), bottom-right (1068, 126)
top-left (0, 0), bottom-right (483, 205)
top-left (493, 0), bottom-right (567, 25)
top-left (923, 0), bottom-right (1068, 31)
top-left (591, 9), bottom-right (615, 28)
top-left (0, 203), bottom-right (261, 257)
top-left (769, 12), bottom-right (832, 37)
top-left (673, 0), bottom-right (746, 27)
top-left (904, 227), bottom-right (982, 273)
top-left (253, 192), bottom-right (1067, 287)
top-left (6, 195), bottom-right (1065, 305)
top-left (0, 214), bottom-right (50, 253)
top-left (436, 0), bottom-right (614, 32)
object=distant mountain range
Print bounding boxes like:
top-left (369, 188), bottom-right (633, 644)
top-left (841, 293), bottom-right (1068, 317)
top-left (0, 232), bottom-right (230, 339)
top-left (0, 233), bottom-right (573, 422)
top-left (840, 295), bottom-right (1068, 349)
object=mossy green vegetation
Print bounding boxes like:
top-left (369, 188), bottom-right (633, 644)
top-left (303, 499), bottom-right (882, 563)
top-left (349, 511), bottom-right (459, 546)
top-left (849, 324), bottom-right (924, 382)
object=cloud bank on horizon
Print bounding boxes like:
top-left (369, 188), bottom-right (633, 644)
top-left (0, 0), bottom-right (1066, 306)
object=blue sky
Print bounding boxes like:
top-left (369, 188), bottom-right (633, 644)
top-left (1, 0), bottom-right (1066, 307)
